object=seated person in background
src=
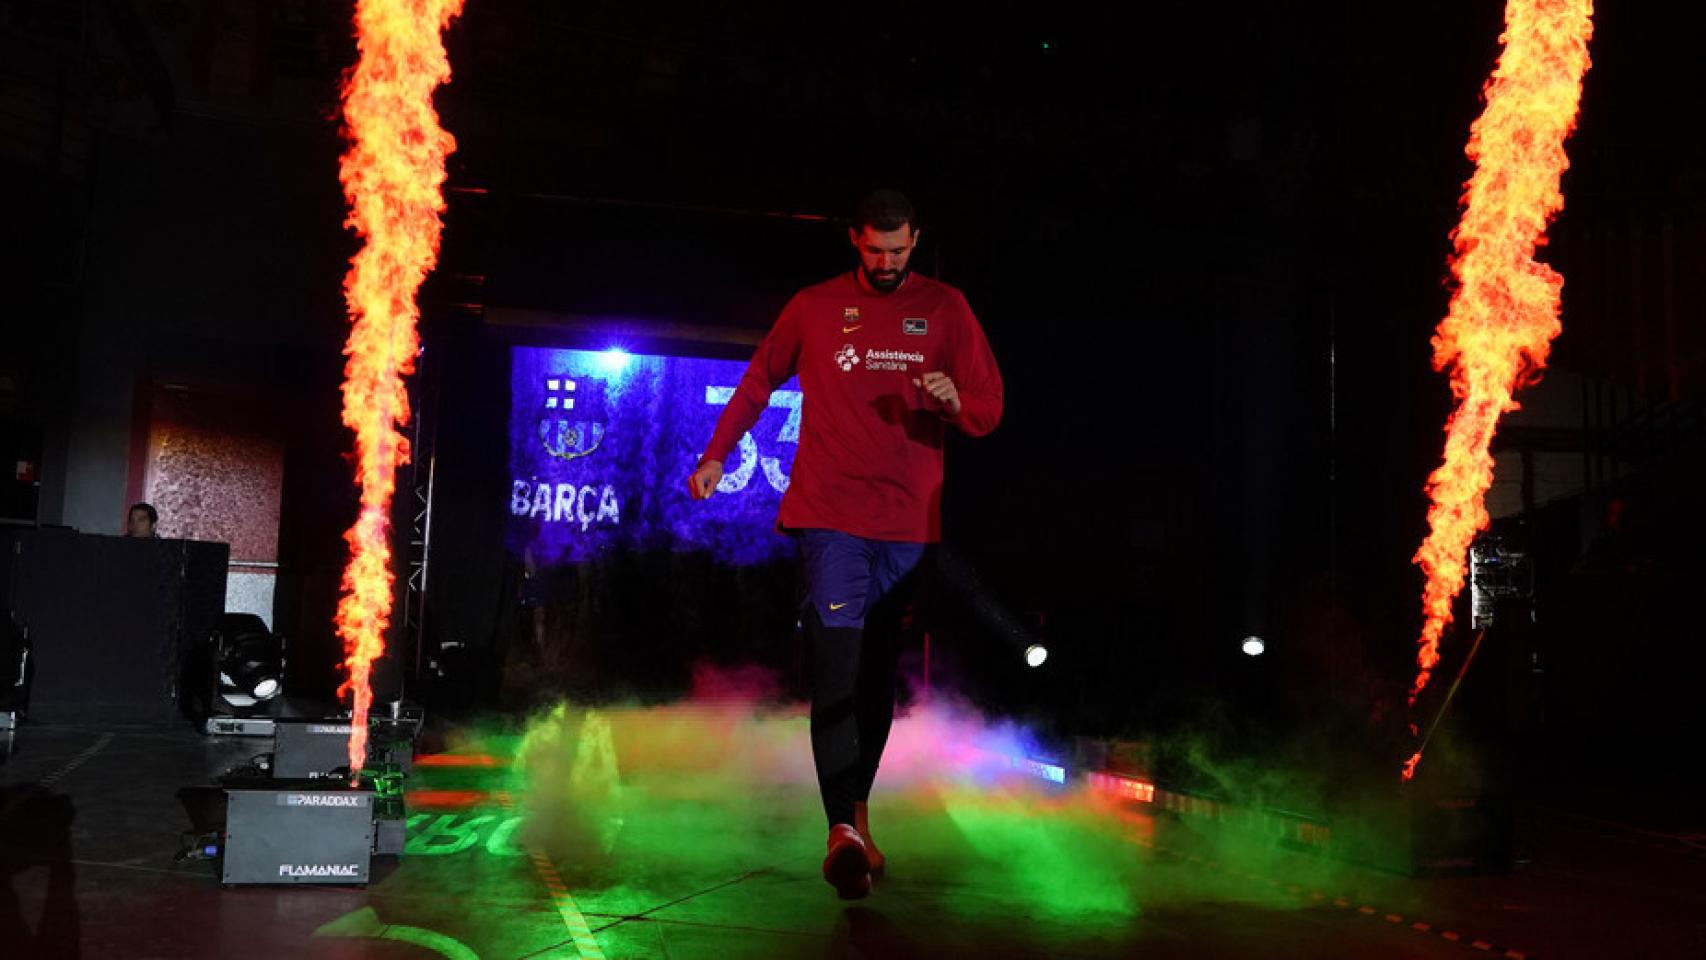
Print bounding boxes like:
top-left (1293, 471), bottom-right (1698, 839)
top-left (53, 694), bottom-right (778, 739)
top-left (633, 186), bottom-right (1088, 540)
top-left (126, 502), bottom-right (159, 538)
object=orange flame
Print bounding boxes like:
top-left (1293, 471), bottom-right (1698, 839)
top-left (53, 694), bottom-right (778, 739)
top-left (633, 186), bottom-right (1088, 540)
top-left (335, 0), bottom-right (462, 775)
top-left (1405, 0), bottom-right (1592, 780)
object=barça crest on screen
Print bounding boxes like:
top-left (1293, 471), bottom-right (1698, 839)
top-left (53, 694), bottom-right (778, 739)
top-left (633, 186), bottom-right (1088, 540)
top-left (539, 376), bottom-right (606, 461)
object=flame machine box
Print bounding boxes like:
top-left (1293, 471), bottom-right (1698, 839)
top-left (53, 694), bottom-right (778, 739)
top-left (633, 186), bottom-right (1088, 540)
top-left (221, 782), bottom-right (375, 885)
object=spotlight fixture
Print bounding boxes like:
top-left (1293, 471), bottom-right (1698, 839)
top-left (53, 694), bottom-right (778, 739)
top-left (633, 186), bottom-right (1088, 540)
top-left (204, 613), bottom-right (285, 715)
top-left (934, 545), bottom-right (1053, 672)
top-left (1242, 635), bottom-right (1266, 657)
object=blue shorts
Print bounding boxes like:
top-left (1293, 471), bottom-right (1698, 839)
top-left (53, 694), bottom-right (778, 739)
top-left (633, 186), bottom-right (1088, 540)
top-left (797, 529), bottom-right (926, 629)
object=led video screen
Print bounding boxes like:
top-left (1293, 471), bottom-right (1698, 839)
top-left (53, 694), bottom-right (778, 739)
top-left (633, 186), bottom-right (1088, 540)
top-left (508, 346), bottom-right (799, 565)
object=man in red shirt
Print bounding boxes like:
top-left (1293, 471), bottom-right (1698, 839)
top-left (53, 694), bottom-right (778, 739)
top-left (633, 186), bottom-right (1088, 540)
top-left (688, 189), bottom-right (1003, 899)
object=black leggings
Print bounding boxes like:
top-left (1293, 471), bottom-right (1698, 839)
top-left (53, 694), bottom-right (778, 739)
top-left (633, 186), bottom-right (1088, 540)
top-left (806, 577), bottom-right (916, 827)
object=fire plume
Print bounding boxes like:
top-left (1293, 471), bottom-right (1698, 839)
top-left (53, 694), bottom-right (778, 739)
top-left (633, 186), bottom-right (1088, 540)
top-left (335, 0), bottom-right (462, 774)
top-left (1405, 0), bottom-right (1592, 780)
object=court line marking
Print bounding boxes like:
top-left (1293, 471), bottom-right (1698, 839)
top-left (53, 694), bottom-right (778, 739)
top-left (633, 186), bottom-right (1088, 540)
top-left (41, 734), bottom-right (116, 786)
top-left (493, 790), bottom-right (606, 960)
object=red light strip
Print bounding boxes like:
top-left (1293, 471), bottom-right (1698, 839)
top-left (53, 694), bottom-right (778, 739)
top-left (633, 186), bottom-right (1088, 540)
top-left (413, 753), bottom-right (505, 768)
top-left (1088, 771), bottom-right (1156, 803)
top-left (405, 789), bottom-right (491, 810)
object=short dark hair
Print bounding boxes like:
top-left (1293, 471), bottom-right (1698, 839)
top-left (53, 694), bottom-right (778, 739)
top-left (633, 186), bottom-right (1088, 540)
top-left (130, 502), bottom-right (157, 524)
top-left (853, 189), bottom-right (917, 233)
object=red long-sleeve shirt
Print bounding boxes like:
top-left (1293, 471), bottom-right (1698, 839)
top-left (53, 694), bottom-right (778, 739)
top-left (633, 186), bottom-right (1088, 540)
top-left (703, 271), bottom-right (1003, 543)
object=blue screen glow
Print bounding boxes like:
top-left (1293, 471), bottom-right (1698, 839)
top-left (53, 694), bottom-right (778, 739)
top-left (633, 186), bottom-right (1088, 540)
top-left (508, 346), bottom-right (799, 565)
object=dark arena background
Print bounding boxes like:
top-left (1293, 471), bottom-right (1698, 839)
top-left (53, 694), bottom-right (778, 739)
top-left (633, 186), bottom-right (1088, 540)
top-left (4, 2), bottom-right (1706, 958)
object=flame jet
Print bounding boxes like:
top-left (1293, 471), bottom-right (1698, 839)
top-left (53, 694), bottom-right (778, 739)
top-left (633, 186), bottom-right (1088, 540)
top-left (335, 0), bottom-right (463, 774)
top-left (1405, 0), bottom-right (1592, 780)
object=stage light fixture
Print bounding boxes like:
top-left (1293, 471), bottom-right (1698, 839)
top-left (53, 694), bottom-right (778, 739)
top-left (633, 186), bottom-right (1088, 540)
top-left (205, 613), bottom-right (286, 716)
top-left (935, 545), bottom-right (1051, 672)
top-left (1242, 635), bottom-right (1266, 657)
top-left (217, 649), bottom-right (282, 708)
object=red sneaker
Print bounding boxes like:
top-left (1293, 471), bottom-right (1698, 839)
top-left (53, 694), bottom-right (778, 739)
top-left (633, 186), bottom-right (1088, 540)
top-left (854, 801), bottom-right (885, 877)
top-left (822, 824), bottom-right (872, 900)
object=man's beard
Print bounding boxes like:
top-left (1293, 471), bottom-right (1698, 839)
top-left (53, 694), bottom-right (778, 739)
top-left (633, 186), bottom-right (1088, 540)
top-left (862, 265), bottom-right (907, 293)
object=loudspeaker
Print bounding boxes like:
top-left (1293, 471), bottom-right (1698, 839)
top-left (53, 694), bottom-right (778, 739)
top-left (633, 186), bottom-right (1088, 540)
top-left (2, 529), bottom-right (228, 721)
top-left (221, 782), bottom-right (375, 885)
top-left (1410, 792), bottom-right (1516, 874)
top-left (1400, 613), bottom-right (1529, 875)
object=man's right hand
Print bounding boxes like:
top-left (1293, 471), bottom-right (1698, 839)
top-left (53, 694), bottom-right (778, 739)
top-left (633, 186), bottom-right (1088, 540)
top-left (688, 459), bottom-right (724, 500)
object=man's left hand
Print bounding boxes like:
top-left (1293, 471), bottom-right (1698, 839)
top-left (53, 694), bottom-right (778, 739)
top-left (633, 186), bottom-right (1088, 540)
top-left (914, 372), bottom-right (962, 417)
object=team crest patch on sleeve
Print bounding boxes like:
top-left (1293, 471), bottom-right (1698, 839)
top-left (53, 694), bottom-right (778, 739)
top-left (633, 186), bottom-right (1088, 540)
top-left (903, 317), bottom-right (928, 335)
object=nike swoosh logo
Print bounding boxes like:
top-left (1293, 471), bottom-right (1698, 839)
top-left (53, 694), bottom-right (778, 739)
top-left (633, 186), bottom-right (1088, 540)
top-left (828, 602), bottom-right (848, 611)
top-left (842, 325), bottom-right (862, 333)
